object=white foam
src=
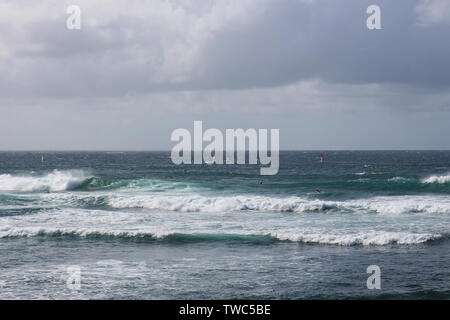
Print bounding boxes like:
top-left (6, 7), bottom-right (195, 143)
top-left (422, 174), bottom-right (450, 184)
top-left (107, 194), bottom-right (337, 213)
top-left (0, 170), bottom-right (88, 192)
top-left (0, 226), bottom-right (440, 246)
top-left (349, 195), bottom-right (450, 214)
top-left (0, 227), bottom-right (158, 239)
top-left (106, 194), bottom-right (450, 214)
top-left (275, 230), bottom-right (441, 245)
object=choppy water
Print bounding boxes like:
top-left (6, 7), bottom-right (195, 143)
top-left (0, 151), bottom-right (449, 299)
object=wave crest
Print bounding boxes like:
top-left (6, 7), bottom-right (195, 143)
top-left (107, 195), bottom-right (338, 213)
top-left (0, 228), bottom-right (442, 246)
top-left (422, 174), bottom-right (450, 184)
top-left (0, 170), bottom-right (89, 192)
top-left (105, 194), bottom-right (450, 214)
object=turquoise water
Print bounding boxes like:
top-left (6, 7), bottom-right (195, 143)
top-left (0, 151), bottom-right (449, 299)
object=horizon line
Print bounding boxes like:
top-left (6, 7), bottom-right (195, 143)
top-left (1, 149), bottom-right (450, 152)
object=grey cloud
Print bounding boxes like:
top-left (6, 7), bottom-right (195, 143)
top-left (415, 0), bottom-right (450, 26)
top-left (0, 0), bottom-right (449, 150)
top-left (200, 0), bottom-right (450, 89)
top-left (1, 0), bottom-right (450, 99)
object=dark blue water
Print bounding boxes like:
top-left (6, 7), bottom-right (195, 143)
top-left (0, 151), bottom-right (449, 299)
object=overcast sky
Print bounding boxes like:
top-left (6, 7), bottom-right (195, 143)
top-left (0, 0), bottom-right (449, 150)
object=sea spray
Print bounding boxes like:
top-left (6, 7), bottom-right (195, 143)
top-left (0, 170), bottom-right (89, 192)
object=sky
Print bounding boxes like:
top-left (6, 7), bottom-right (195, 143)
top-left (0, 0), bottom-right (449, 150)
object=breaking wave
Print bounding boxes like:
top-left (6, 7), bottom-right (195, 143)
top-left (1, 171), bottom-right (449, 195)
top-left (0, 170), bottom-right (89, 192)
top-left (106, 194), bottom-right (450, 214)
top-left (0, 227), bottom-right (443, 246)
top-left (0, 172), bottom-right (193, 193)
top-left (422, 174), bottom-right (450, 184)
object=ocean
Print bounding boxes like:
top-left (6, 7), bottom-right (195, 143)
top-left (0, 151), bottom-right (449, 299)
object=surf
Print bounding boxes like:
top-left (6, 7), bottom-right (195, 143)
top-left (422, 174), bottom-right (450, 184)
top-left (0, 170), bottom-right (89, 192)
top-left (0, 228), bottom-right (443, 246)
top-left (105, 193), bottom-right (450, 214)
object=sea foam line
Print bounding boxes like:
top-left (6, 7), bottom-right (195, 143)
top-left (105, 194), bottom-right (450, 214)
top-left (0, 227), bottom-right (442, 246)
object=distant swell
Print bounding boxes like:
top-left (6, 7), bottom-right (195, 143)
top-left (1, 171), bottom-right (449, 194)
top-left (0, 228), bottom-right (443, 246)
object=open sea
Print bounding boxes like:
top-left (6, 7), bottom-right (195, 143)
top-left (0, 151), bottom-right (449, 299)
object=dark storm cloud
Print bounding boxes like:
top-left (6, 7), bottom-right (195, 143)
top-left (199, 0), bottom-right (450, 89)
top-left (0, 0), bottom-right (449, 150)
top-left (1, 0), bottom-right (450, 98)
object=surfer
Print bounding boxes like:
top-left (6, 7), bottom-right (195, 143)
top-left (315, 189), bottom-right (321, 194)
top-left (41, 153), bottom-right (45, 163)
top-left (320, 154), bottom-right (324, 163)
